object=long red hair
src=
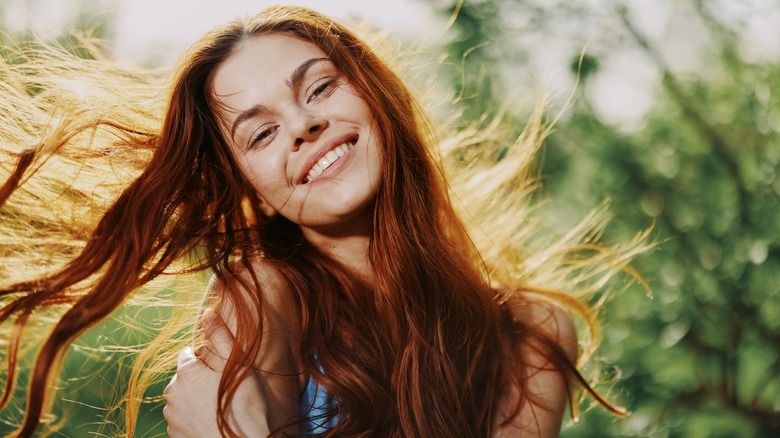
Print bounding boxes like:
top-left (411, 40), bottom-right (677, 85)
top-left (0, 6), bottom-right (637, 437)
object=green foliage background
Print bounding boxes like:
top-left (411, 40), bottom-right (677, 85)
top-left (428, 0), bottom-right (780, 436)
top-left (2, 0), bottom-right (779, 436)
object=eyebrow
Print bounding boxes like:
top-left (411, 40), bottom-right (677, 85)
top-left (229, 57), bottom-right (330, 140)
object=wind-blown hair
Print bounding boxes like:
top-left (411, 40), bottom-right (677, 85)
top-left (0, 6), bottom-right (647, 437)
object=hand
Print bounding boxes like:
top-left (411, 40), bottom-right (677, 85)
top-left (163, 310), bottom-right (271, 437)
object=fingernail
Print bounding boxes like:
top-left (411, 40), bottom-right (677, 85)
top-left (177, 346), bottom-right (197, 367)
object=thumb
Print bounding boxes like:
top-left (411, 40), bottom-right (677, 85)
top-left (199, 308), bottom-right (235, 369)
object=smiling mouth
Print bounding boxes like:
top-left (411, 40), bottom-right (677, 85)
top-left (302, 138), bottom-right (357, 184)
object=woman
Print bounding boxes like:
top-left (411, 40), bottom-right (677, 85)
top-left (0, 6), bottom-right (640, 437)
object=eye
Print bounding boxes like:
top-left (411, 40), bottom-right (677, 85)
top-left (306, 77), bottom-right (339, 103)
top-left (248, 125), bottom-right (278, 150)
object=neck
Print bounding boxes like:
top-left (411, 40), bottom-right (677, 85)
top-left (300, 217), bottom-right (374, 285)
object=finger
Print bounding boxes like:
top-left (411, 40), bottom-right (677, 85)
top-left (201, 308), bottom-right (235, 365)
top-left (176, 346), bottom-right (197, 369)
top-left (163, 374), bottom-right (177, 398)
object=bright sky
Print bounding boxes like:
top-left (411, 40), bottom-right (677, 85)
top-left (5, 0), bottom-right (778, 130)
top-left (4, 0), bottom-right (439, 66)
top-left (111, 0), bottom-right (439, 65)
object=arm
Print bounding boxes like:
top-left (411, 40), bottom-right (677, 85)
top-left (492, 301), bottom-right (579, 438)
top-left (164, 261), bottom-right (302, 437)
top-left (163, 311), bottom-right (271, 437)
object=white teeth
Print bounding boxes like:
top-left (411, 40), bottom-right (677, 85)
top-left (325, 150), bottom-right (338, 164)
top-left (305, 141), bottom-right (354, 183)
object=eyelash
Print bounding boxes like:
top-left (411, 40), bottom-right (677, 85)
top-left (307, 77), bottom-right (338, 103)
top-left (248, 125), bottom-right (277, 150)
top-left (247, 76), bottom-right (339, 150)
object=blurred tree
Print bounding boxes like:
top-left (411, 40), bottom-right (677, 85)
top-left (428, 0), bottom-right (500, 121)
top-left (422, 0), bottom-right (780, 436)
top-left (4, 0), bottom-right (780, 436)
top-left (0, 0), bottom-right (114, 60)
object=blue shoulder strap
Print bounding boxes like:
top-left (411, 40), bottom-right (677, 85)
top-left (299, 366), bottom-right (338, 434)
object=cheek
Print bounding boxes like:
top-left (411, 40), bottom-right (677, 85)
top-left (369, 143), bottom-right (384, 185)
top-left (237, 156), bottom-right (270, 191)
top-left (328, 85), bottom-right (373, 119)
top-left (239, 153), bottom-right (292, 200)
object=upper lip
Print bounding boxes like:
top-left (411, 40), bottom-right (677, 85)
top-left (297, 133), bottom-right (359, 183)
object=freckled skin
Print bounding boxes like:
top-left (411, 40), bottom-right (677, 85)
top-left (212, 35), bottom-right (382, 235)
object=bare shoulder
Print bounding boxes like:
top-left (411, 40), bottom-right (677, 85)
top-left (198, 260), bottom-right (302, 379)
top-left (512, 297), bottom-right (578, 364)
top-left (493, 296), bottom-right (579, 438)
top-left (200, 260), bottom-right (302, 434)
top-left (201, 258), bottom-right (298, 335)
top-left (203, 258), bottom-right (293, 305)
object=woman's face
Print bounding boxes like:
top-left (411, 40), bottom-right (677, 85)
top-left (212, 34), bottom-right (382, 233)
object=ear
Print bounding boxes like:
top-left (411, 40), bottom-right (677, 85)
top-left (257, 195), bottom-right (277, 217)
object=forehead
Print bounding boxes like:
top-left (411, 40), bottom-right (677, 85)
top-left (212, 34), bottom-right (328, 107)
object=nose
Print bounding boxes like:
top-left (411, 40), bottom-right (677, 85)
top-left (292, 112), bottom-right (328, 150)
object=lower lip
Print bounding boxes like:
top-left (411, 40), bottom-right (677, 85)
top-left (308, 142), bottom-right (357, 184)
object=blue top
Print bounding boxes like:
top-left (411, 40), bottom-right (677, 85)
top-left (299, 373), bottom-right (338, 435)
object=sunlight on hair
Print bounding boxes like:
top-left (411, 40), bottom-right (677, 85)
top-left (0, 10), bottom-right (650, 435)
